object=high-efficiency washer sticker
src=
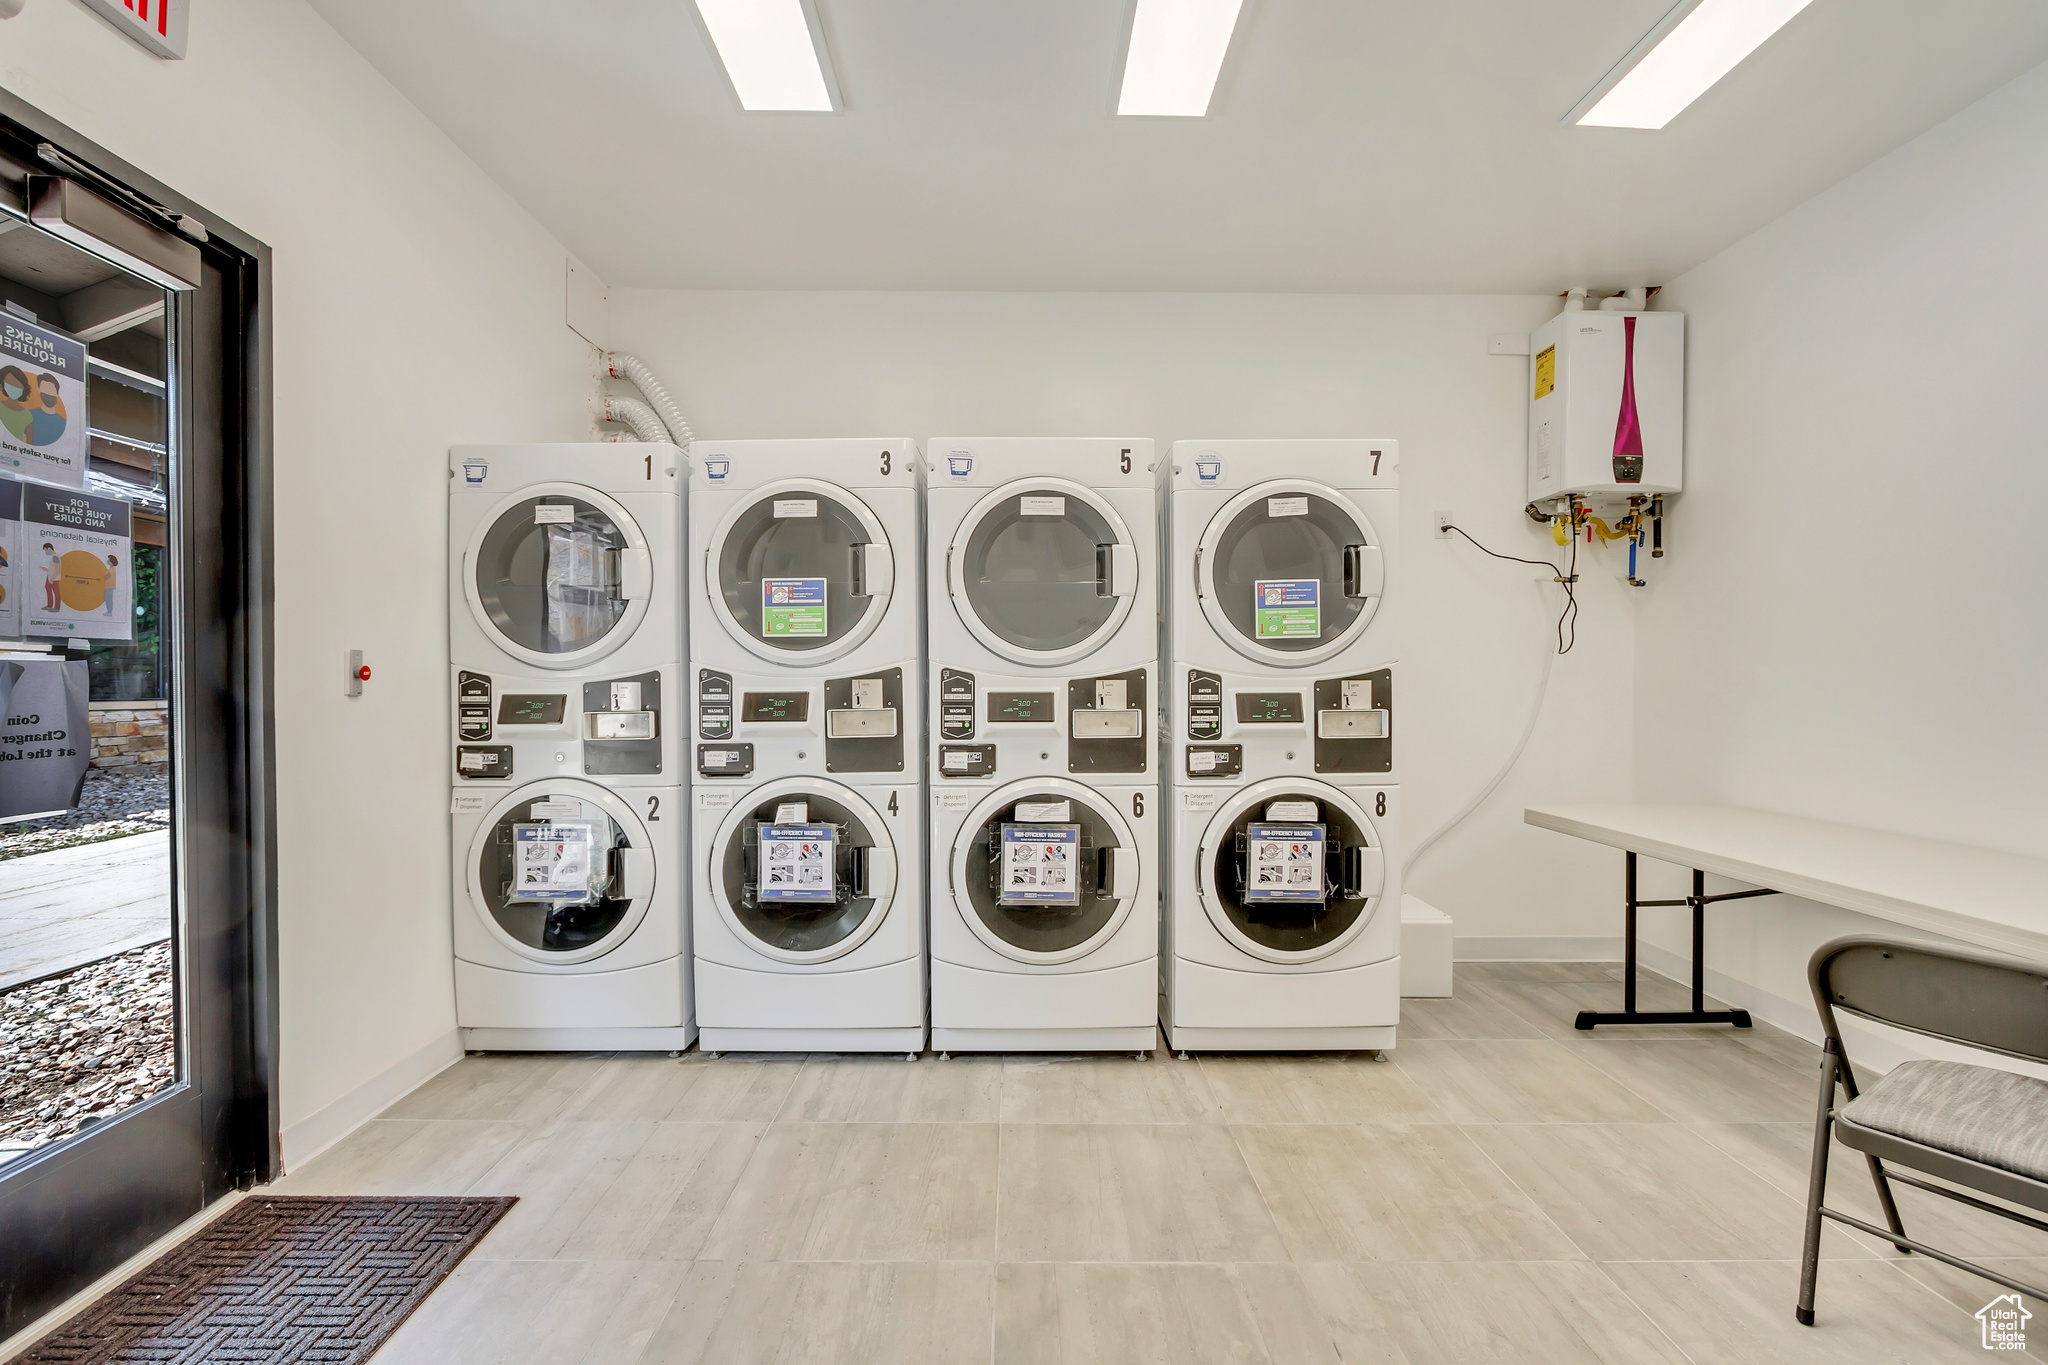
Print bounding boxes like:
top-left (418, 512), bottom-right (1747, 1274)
top-left (999, 822), bottom-right (1080, 906)
top-left (762, 577), bottom-right (827, 638)
top-left (1244, 822), bottom-right (1324, 903)
top-left (1254, 579), bottom-right (1320, 639)
top-left (758, 823), bottom-right (835, 902)
top-left (512, 822), bottom-right (594, 902)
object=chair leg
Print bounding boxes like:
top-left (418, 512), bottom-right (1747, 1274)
top-left (1864, 1154), bottom-right (1911, 1254)
top-left (1796, 1042), bottom-right (1839, 1326)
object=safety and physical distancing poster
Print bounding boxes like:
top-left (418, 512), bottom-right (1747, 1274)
top-left (1254, 579), bottom-right (1320, 639)
top-left (0, 315), bottom-right (88, 490)
top-left (512, 822), bottom-right (594, 901)
top-left (1000, 822), bottom-right (1081, 906)
top-left (759, 823), bottom-right (835, 901)
top-left (762, 577), bottom-right (827, 638)
top-left (22, 483), bottom-right (130, 641)
top-left (1244, 822), bottom-right (1325, 903)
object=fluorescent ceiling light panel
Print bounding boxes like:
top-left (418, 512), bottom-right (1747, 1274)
top-left (1118, 0), bottom-right (1245, 117)
top-left (694, 0), bottom-right (833, 112)
top-left (1571, 0), bottom-right (1815, 130)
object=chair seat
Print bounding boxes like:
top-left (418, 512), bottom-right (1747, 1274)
top-left (1841, 1060), bottom-right (2048, 1182)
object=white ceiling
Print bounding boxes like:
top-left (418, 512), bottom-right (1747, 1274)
top-left (310, 0), bottom-right (2048, 294)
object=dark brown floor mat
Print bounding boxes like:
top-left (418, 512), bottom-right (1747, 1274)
top-left (17, 1194), bottom-right (515, 1363)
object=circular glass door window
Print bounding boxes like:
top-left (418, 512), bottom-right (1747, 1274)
top-left (1202, 788), bottom-right (1376, 961)
top-left (961, 791), bottom-right (1125, 960)
top-left (716, 490), bottom-right (879, 654)
top-left (1202, 487), bottom-right (1376, 657)
top-left (475, 791), bottom-right (637, 960)
top-left (716, 787), bottom-right (888, 962)
top-left (472, 494), bottom-right (636, 658)
top-left (958, 487), bottom-right (1125, 656)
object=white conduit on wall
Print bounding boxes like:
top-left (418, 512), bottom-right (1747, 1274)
top-left (595, 394), bottom-right (668, 444)
top-left (603, 352), bottom-right (694, 446)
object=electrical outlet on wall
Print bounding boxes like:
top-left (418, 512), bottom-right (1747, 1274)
top-left (1435, 511), bottom-right (1455, 539)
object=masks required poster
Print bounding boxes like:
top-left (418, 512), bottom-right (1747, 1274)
top-left (23, 484), bottom-right (131, 641)
top-left (0, 315), bottom-right (89, 490)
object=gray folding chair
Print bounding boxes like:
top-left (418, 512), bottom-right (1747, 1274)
top-left (1798, 935), bottom-right (2048, 1325)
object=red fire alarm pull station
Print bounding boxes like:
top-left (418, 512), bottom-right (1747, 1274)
top-left (345, 650), bottom-right (369, 697)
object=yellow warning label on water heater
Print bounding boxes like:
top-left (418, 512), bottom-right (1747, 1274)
top-left (1533, 345), bottom-right (1556, 400)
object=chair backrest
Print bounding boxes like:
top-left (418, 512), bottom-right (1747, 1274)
top-left (1810, 936), bottom-right (2048, 1066)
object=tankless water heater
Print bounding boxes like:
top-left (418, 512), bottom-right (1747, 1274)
top-left (1526, 310), bottom-right (1683, 507)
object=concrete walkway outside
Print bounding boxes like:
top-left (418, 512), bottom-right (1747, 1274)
top-left (0, 832), bottom-right (171, 990)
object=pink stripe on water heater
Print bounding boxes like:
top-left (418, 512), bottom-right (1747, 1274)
top-left (1612, 315), bottom-right (1644, 482)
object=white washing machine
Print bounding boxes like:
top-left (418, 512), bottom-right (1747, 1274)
top-left (451, 778), bottom-right (690, 1050)
top-left (450, 444), bottom-right (683, 678)
top-left (1158, 439), bottom-right (1401, 1052)
top-left (687, 439), bottom-right (924, 1052)
top-left (925, 438), bottom-right (1158, 1053)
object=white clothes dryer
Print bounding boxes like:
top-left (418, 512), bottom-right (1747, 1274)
top-left (1160, 439), bottom-right (1398, 675)
top-left (450, 444), bottom-right (683, 679)
top-left (451, 778), bottom-right (690, 1050)
top-left (926, 438), bottom-right (1156, 677)
top-left (688, 438), bottom-right (921, 679)
top-left (1161, 776), bottom-right (1399, 1053)
top-left (690, 670), bottom-right (923, 1053)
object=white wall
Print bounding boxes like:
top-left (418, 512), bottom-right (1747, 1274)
top-left (1639, 60), bottom-right (2048, 1056)
top-left (0, 0), bottom-right (591, 1160)
top-left (611, 289), bottom-right (1639, 949)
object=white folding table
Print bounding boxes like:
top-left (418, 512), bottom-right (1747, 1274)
top-left (1524, 803), bottom-right (2048, 1030)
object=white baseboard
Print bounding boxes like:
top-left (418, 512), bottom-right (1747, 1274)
top-left (279, 1028), bottom-right (464, 1172)
top-left (1455, 936), bottom-right (1623, 962)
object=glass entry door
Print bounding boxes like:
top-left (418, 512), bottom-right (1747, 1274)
top-left (0, 102), bottom-right (274, 1343)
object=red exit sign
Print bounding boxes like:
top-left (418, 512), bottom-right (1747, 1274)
top-left (77, 0), bottom-right (189, 59)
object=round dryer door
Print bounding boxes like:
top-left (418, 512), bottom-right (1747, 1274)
top-left (1197, 480), bottom-right (1385, 667)
top-left (708, 479), bottom-right (894, 665)
top-left (709, 777), bottom-right (896, 964)
top-left (948, 478), bottom-right (1138, 667)
top-left (464, 483), bottom-right (651, 670)
top-left (1197, 778), bottom-right (1386, 964)
top-left (466, 781), bottom-right (657, 965)
top-left (952, 779), bottom-right (1140, 965)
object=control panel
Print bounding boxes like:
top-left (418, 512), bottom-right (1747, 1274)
top-left (939, 668), bottom-right (976, 740)
top-left (1185, 669), bottom-right (1221, 740)
top-left (824, 669), bottom-right (904, 773)
top-left (581, 672), bottom-right (661, 776)
top-left (457, 670), bottom-right (492, 742)
top-left (1313, 669), bottom-right (1393, 774)
top-left (1068, 669), bottom-right (1147, 775)
top-left (698, 669), bottom-right (733, 739)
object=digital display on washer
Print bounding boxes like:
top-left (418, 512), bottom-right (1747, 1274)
top-left (497, 694), bottom-right (566, 725)
top-left (1234, 693), bottom-right (1304, 724)
top-left (742, 692), bottom-right (811, 723)
top-left (986, 691), bottom-right (1055, 724)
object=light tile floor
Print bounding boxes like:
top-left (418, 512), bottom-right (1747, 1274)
top-left (269, 963), bottom-right (2044, 1363)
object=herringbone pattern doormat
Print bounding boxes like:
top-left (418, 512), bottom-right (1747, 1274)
top-left (18, 1195), bottom-right (515, 1363)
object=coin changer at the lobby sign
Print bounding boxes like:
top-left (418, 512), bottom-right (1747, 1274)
top-left (22, 483), bottom-right (132, 641)
top-left (0, 314), bottom-right (89, 490)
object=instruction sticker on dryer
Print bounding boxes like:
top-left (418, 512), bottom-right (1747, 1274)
top-left (762, 578), bottom-right (827, 638)
top-left (999, 823), bottom-right (1081, 906)
top-left (758, 823), bottom-right (835, 902)
top-left (1244, 823), bottom-right (1324, 903)
top-left (512, 822), bottom-right (595, 902)
top-left (1254, 579), bottom-right (1320, 639)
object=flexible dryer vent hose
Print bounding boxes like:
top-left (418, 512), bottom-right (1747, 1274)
top-left (604, 352), bottom-right (694, 446)
top-left (597, 394), bottom-right (668, 444)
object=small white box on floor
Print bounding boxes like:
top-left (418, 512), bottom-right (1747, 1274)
top-left (1401, 895), bottom-right (1453, 997)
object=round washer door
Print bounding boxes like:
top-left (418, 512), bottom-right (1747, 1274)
top-left (951, 778), bottom-right (1140, 966)
top-left (1196, 777), bottom-right (1386, 964)
top-left (1197, 480), bottom-right (1385, 668)
top-left (948, 478), bottom-right (1138, 668)
top-left (707, 479), bottom-right (895, 665)
top-left (709, 777), bottom-right (897, 965)
top-left (463, 482), bottom-right (652, 671)
top-left (466, 780), bottom-right (657, 965)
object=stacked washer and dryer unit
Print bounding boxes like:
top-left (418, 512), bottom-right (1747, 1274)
top-left (926, 439), bottom-right (1159, 1055)
top-left (447, 443), bottom-right (694, 1050)
top-left (687, 440), bottom-right (927, 1055)
top-left (1159, 441), bottom-right (1402, 1054)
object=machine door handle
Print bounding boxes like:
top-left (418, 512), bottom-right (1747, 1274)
top-left (1344, 545), bottom-right (1383, 600)
top-left (1102, 845), bottom-right (1138, 899)
top-left (615, 548), bottom-right (653, 601)
top-left (853, 538), bottom-right (894, 600)
top-left (854, 842), bottom-right (897, 903)
top-left (1345, 845), bottom-right (1385, 899)
top-left (615, 846), bottom-right (654, 902)
top-left (1098, 542), bottom-right (1137, 598)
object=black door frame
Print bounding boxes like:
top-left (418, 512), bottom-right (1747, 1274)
top-left (0, 93), bottom-right (276, 1342)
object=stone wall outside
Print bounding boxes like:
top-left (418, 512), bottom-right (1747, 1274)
top-left (88, 702), bottom-right (168, 769)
